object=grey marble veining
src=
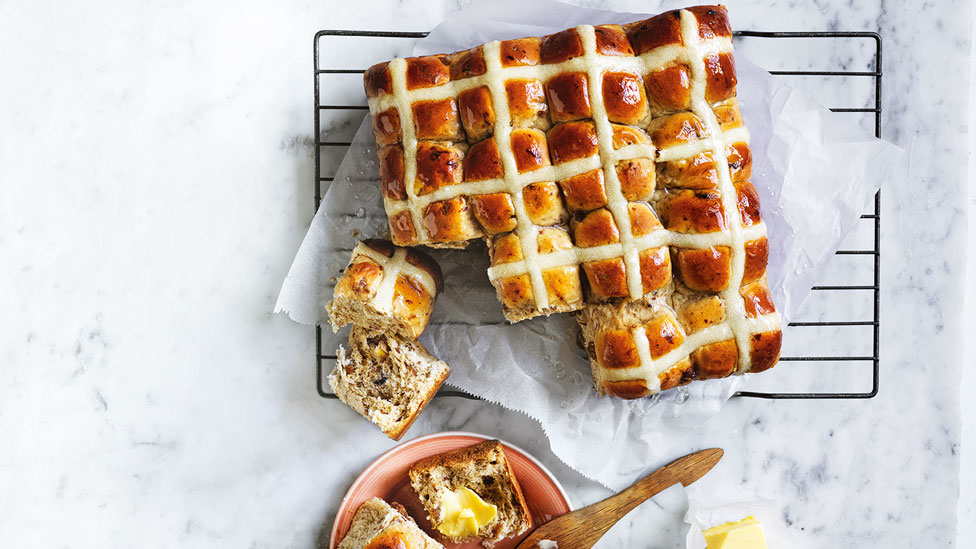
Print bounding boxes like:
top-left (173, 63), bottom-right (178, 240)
top-left (0, 0), bottom-right (970, 547)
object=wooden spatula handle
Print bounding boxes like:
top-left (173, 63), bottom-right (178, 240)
top-left (516, 448), bottom-right (723, 549)
top-left (610, 447), bottom-right (723, 515)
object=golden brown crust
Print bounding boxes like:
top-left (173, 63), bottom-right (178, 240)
top-left (462, 138), bottom-right (504, 181)
top-left (596, 329), bottom-right (641, 369)
top-left (675, 246), bottom-right (732, 292)
top-left (522, 181), bottom-right (567, 226)
top-left (335, 258), bottom-right (384, 302)
top-left (704, 52), bottom-right (737, 104)
top-left (594, 25), bottom-right (635, 56)
top-left (573, 208), bottom-right (619, 247)
top-left (658, 357), bottom-right (694, 391)
top-left (617, 158), bottom-right (656, 201)
top-left (490, 232), bottom-right (523, 264)
top-left (687, 5), bottom-right (732, 40)
top-left (545, 72), bottom-right (591, 123)
top-left (540, 28), bottom-right (584, 64)
top-left (644, 312), bottom-right (685, 359)
top-left (740, 279), bottom-right (775, 318)
top-left (628, 201), bottom-right (662, 237)
top-left (363, 530), bottom-right (409, 549)
top-left (392, 276), bottom-right (430, 320)
top-left (649, 111), bottom-right (710, 148)
top-left (500, 37), bottom-right (541, 67)
top-left (559, 169), bottom-right (607, 212)
top-left (547, 121), bottom-right (598, 164)
top-left (677, 295), bottom-right (726, 333)
top-left (414, 141), bottom-right (464, 197)
top-left (506, 78), bottom-right (549, 129)
top-left (364, 62), bottom-right (393, 98)
top-left (470, 193), bottom-right (517, 235)
top-left (490, 229), bottom-right (590, 318)
top-left (603, 379), bottom-right (650, 399)
top-left (639, 246), bottom-right (672, 293)
top-left (495, 274), bottom-right (535, 311)
top-left (602, 72), bottom-right (648, 126)
top-left (389, 211), bottom-right (417, 247)
top-left (727, 142), bottom-right (752, 182)
top-left (542, 265), bottom-right (583, 307)
top-left (742, 237), bottom-right (769, 284)
top-left (736, 181), bottom-right (763, 226)
top-left (390, 275), bottom-right (433, 337)
top-left (712, 96), bottom-right (743, 131)
top-left (659, 189), bottom-right (728, 233)
top-left (536, 226), bottom-right (573, 253)
top-left (496, 443), bottom-right (533, 538)
top-left (657, 152), bottom-right (719, 190)
top-left (625, 10), bottom-right (684, 55)
top-left (611, 123), bottom-right (651, 149)
top-left (371, 108), bottom-right (401, 147)
top-left (749, 330), bottom-right (782, 373)
top-left (457, 86), bottom-right (495, 143)
top-left (583, 258), bottom-right (629, 299)
top-left (449, 47), bottom-right (486, 80)
top-left (405, 55), bottom-right (450, 90)
top-left (690, 338), bottom-right (738, 379)
top-left (422, 197), bottom-right (483, 244)
top-left (340, 497), bottom-right (445, 549)
top-left (644, 63), bottom-right (692, 112)
top-left (412, 99), bottom-right (462, 141)
top-left (510, 128), bottom-right (551, 173)
top-left (378, 145), bottom-right (406, 200)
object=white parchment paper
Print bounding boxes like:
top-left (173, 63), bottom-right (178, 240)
top-left (683, 482), bottom-right (812, 548)
top-left (685, 483), bottom-right (813, 549)
top-left (275, 0), bottom-right (906, 490)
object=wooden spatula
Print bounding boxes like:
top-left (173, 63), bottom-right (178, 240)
top-left (515, 448), bottom-right (723, 549)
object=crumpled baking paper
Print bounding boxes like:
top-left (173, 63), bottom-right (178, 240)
top-left (684, 482), bottom-right (812, 548)
top-left (275, 0), bottom-right (906, 490)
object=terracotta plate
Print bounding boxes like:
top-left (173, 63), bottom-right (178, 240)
top-left (330, 431), bottom-right (572, 548)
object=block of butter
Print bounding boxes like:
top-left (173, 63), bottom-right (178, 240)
top-left (436, 487), bottom-right (498, 538)
top-left (703, 516), bottom-right (767, 549)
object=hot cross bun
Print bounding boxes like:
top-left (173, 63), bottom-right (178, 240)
top-left (327, 239), bottom-right (444, 339)
top-left (363, 4), bottom-right (781, 396)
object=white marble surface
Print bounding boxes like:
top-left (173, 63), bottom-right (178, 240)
top-left (1, 0), bottom-right (971, 547)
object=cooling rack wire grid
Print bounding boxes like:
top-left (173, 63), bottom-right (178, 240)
top-left (312, 29), bottom-right (882, 401)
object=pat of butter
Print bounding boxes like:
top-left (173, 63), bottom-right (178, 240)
top-left (436, 487), bottom-right (497, 538)
top-left (703, 516), bottom-right (767, 549)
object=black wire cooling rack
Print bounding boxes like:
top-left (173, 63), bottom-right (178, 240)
top-left (312, 29), bottom-right (882, 401)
